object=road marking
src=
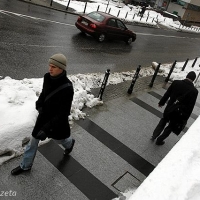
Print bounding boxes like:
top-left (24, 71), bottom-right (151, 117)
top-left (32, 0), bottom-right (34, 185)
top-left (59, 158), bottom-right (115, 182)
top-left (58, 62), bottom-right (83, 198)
top-left (0, 9), bottom-right (75, 27)
top-left (0, 41), bottom-right (63, 48)
top-left (137, 32), bottom-right (199, 39)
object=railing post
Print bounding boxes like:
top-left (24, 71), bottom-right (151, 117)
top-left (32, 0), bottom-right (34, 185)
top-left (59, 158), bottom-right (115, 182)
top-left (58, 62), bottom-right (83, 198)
top-left (66, 0), bottom-right (71, 10)
top-left (181, 58), bottom-right (189, 71)
top-left (97, 5), bottom-right (100, 11)
top-left (105, 0), bottom-right (110, 13)
top-left (117, 10), bottom-right (120, 17)
top-left (192, 57), bottom-right (198, 68)
top-left (83, 2), bottom-right (87, 13)
top-left (125, 12), bottom-right (128, 19)
top-left (127, 65), bottom-right (141, 94)
top-left (50, 0), bottom-right (53, 6)
top-left (149, 63), bottom-right (161, 88)
top-left (98, 69), bottom-right (110, 100)
top-left (108, 8), bottom-right (111, 14)
top-left (146, 13), bottom-right (149, 22)
top-left (165, 60), bottom-right (176, 83)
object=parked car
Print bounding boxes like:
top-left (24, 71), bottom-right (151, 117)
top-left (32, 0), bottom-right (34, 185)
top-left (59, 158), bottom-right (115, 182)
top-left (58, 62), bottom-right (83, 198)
top-left (75, 11), bottom-right (136, 44)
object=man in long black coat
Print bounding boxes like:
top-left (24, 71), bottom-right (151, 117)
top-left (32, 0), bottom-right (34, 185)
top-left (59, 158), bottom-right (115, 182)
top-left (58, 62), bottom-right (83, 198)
top-left (11, 53), bottom-right (75, 175)
top-left (151, 71), bottom-right (198, 145)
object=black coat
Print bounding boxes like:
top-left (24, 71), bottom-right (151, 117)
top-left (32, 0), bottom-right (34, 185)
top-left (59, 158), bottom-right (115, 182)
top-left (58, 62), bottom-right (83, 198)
top-left (32, 71), bottom-right (74, 140)
top-left (159, 79), bottom-right (198, 121)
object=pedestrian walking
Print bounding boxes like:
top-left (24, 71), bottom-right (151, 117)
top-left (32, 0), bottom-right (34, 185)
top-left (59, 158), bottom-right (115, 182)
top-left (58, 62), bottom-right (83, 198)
top-left (151, 71), bottom-right (198, 145)
top-left (11, 53), bottom-right (75, 175)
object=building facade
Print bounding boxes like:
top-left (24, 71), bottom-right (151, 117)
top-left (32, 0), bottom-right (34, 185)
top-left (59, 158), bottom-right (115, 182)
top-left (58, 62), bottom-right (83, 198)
top-left (167, 0), bottom-right (200, 25)
top-left (130, 0), bottom-right (200, 25)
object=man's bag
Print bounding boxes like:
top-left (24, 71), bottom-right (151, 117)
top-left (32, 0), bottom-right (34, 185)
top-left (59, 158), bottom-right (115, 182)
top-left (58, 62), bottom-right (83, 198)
top-left (164, 101), bottom-right (186, 121)
top-left (169, 119), bottom-right (187, 135)
top-left (164, 101), bottom-right (187, 135)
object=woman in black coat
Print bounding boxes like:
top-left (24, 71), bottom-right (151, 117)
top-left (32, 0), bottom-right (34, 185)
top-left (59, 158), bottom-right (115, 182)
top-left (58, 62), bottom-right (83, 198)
top-left (151, 71), bottom-right (198, 145)
top-left (11, 53), bottom-right (75, 175)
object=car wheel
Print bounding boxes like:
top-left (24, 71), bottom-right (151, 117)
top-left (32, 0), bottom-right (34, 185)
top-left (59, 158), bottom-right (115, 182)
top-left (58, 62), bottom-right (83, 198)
top-left (126, 37), bottom-right (133, 45)
top-left (97, 33), bottom-right (106, 42)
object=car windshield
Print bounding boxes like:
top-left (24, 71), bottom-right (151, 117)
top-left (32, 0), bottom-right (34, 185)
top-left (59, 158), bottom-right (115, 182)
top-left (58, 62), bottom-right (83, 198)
top-left (87, 12), bottom-right (105, 22)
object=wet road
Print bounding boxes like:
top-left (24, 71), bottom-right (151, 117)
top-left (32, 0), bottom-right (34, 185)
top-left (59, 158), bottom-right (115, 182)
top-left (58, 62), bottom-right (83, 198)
top-left (1, 0), bottom-right (200, 79)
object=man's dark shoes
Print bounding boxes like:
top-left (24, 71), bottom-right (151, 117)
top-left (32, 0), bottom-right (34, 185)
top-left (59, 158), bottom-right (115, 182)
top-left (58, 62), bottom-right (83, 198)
top-left (156, 141), bottom-right (165, 145)
top-left (11, 166), bottom-right (31, 175)
top-left (64, 139), bottom-right (75, 155)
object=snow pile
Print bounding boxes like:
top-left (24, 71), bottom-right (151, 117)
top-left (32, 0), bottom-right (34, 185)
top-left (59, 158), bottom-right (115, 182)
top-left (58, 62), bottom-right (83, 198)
top-left (0, 74), bottom-right (103, 164)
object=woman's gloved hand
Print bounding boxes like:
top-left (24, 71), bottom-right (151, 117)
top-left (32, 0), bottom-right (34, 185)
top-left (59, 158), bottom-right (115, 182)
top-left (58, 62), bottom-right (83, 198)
top-left (35, 130), bottom-right (47, 141)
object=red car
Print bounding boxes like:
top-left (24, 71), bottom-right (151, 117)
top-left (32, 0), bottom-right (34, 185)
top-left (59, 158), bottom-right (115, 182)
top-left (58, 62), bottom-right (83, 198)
top-left (75, 11), bottom-right (136, 44)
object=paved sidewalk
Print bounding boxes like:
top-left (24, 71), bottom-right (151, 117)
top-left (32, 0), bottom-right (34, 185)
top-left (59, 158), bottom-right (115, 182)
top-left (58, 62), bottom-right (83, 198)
top-left (1, 74), bottom-right (200, 200)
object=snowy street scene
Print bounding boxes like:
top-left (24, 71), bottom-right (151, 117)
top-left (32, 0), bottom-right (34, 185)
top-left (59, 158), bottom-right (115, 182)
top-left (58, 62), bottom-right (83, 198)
top-left (54, 0), bottom-right (200, 33)
top-left (1, 0), bottom-right (200, 199)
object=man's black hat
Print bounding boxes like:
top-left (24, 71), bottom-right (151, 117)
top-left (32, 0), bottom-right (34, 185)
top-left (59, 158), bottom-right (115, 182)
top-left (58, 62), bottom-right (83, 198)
top-left (186, 71), bottom-right (196, 81)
